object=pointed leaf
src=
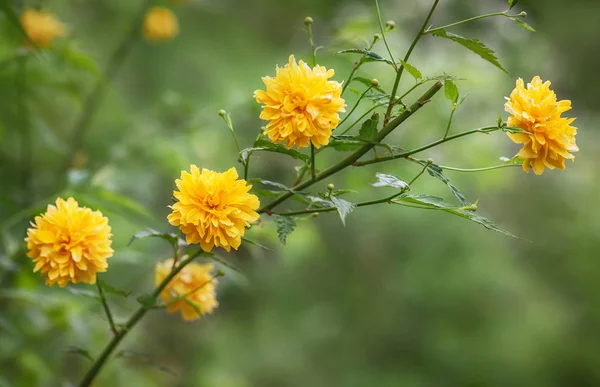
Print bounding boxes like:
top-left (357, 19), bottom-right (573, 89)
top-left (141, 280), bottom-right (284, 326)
top-left (372, 173), bottom-right (410, 190)
top-left (128, 229), bottom-right (179, 247)
top-left (514, 19), bottom-right (535, 32)
top-left (241, 139), bottom-right (310, 163)
top-left (425, 163), bottom-right (469, 206)
top-left (431, 29), bottom-right (507, 73)
top-left (66, 346), bottom-right (94, 362)
top-left (444, 80), bottom-right (459, 103)
top-left (116, 350), bottom-right (177, 376)
top-left (399, 60), bottom-right (423, 80)
top-left (335, 49), bottom-right (395, 66)
top-left (330, 196), bottom-right (356, 226)
top-left (272, 215), bottom-right (296, 245)
top-left (358, 113), bottom-right (379, 140)
top-left (508, 0), bottom-right (519, 9)
top-left (99, 280), bottom-right (131, 298)
top-left (136, 293), bottom-right (156, 309)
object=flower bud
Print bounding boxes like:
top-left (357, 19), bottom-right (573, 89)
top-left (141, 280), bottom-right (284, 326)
top-left (304, 16), bottom-right (313, 26)
top-left (427, 158), bottom-right (434, 165)
top-left (218, 109), bottom-right (227, 117)
top-left (385, 20), bottom-right (396, 31)
top-left (518, 11), bottom-right (527, 17)
top-left (327, 183), bottom-right (335, 191)
top-left (373, 33), bottom-right (381, 42)
top-left (370, 79), bottom-right (379, 87)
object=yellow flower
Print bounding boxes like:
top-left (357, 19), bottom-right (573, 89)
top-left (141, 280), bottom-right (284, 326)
top-left (254, 55), bottom-right (346, 149)
top-left (168, 166), bottom-right (260, 252)
top-left (20, 8), bottom-right (66, 48)
top-left (505, 76), bottom-right (578, 175)
top-left (155, 259), bottom-right (218, 321)
top-left (143, 7), bottom-right (179, 41)
top-left (25, 198), bottom-right (113, 287)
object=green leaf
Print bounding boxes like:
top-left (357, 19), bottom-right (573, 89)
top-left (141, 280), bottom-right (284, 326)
top-left (514, 19), bottom-right (535, 32)
top-left (372, 173), bottom-right (410, 190)
top-left (425, 163), bottom-right (469, 206)
top-left (62, 44), bottom-right (101, 76)
top-left (99, 280), bottom-right (131, 298)
top-left (66, 346), bottom-right (94, 362)
top-left (271, 215), bottom-right (296, 245)
top-left (330, 196), bottom-right (356, 226)
top-left (358, 113), bottom-right (379, 140)
top-left (444, 80), bottom-right (459, 103)
top-left (0, 2), bottom-right (38, 49)
top-left (241, 139), bottom-right (310, 164)
top-left (241, 237), bottom-right (273, 251)
top-left (66, 287), bottom-right (100, 300)
top-left (393, 194), bottom-right (520, 239)
top-left (116, 350), bottom-right (177, 376)
top-left (352, 77), bottom-right (387, 93)
top-left (136, 293), bottom-right (156, 309)
top-left (335, 49), bottom-right (395, 66)
top-left (399, 60), bottom-right (423, 80)
top-left (503, 126), bottom-right (530, 134)
top-left (327, 138), bottom-right (363, 151)
top-left (128, 229), bottom-right (179, 247)
top-left (431, 29), bottom-right (507, 73)
top-left (508, 0), bottom-right (519, 9)
top-left (364, 92), bottom-right (390, 104)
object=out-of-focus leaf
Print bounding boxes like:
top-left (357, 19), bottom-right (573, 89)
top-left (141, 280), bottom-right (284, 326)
top-left (241, 139), bottom-right (309, 163)
top-left (514, 19), bottom-right (535, 32)
top-left (116, 350), bottom-right (177, 376)
top-left (241, 237), bottom-right (273, 251)
top-left (99, 280), bottom-right (131, 298)
top-left (66, 346), bottom-right (94, 362)
top-left (0, 2), bottom-right (38, 49)
top-left (431, 29), bottom-right (507, 73)
top-left (392, 194), bottom-right (520, 239)
top-left (66, 287), bottom-right (100, 301)
top-left (364, 92), bottom-right (390, 104)
top-left (372, 173), bottom-right (410, 190)
top-left (358, 113), bottom-right (379, 140)
top-left (400, 59), bottom-right (423, 80)
top-left (62, 44), bottom-right (101, 76)
top-left (271, 215), bottom-right (296, 245)
top-left (127, 229), bottom-right (179, 247)
top-left (330, 196), bottom-right (355, 226)
top-left (136, 293), bottom-right (156, 309)
top-left (508, 0), bottom-right (519, 9)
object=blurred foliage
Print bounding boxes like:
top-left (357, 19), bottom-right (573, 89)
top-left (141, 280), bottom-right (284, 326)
top-left (1, 0), bottom-right (599, 386)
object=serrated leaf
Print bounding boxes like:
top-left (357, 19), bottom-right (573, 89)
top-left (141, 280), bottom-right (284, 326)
top-left (136, 293), bottom-right (156, 309)
top-left (308, 195), bottom-right (335, 207)
top-left (352, 77), bottom-right (387, 93)
top-left (444, 80), bottom-right (459, 103)
top-left (271, 215), bottom-right (296, 245)
top-left (116, 350), bottom-right (177, 376)
top-left (372, 173), bottom-right (410, 190)
top-left (335, 49), bottom-right (395, 66)
top-left (399, 60), bottom-right (423, 80)
top-left (508, 0), bottom-right (519, 9)
top-left (330, 196), bottom-right (356, 226)
top-left (431, 29), bottom-right (507, 73)
top-left (358, 113), bottom-right (379, 140)
top-left (241, 139), bottom-right (310, 163)
top-left (99, 280), bottom-right (131, 298)
top-left (66, 346), bottom-right (94, 362)
top-left (393, 194), bottom-right (520, 239)
top-left (514, 19), bottom-right (535, 32)
top-left (128, 229), bottom-right (179, 247)
top-left (425, 163), bottom-right (469, 206)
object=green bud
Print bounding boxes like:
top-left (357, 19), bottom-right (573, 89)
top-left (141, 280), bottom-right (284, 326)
top-left (385, 20), bottom-right (396, 31)
top-left (304, 16), bottom-right (313, 26)
top-left (373, 33), bottom-right (381, 41)
top-left (218, 109), bottom-right (227, 117)
top-left (370, 79), bottom-right (379, 87)
top-left (327, 183), bottom-right (335, 191)
top-left (519, 11), bottom-right (527, 17)
top-left (427, 158), bottom-right (434, 165)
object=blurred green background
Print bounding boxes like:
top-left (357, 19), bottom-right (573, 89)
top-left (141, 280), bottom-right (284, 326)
top-left (1, 0), bottom-right (599, 386)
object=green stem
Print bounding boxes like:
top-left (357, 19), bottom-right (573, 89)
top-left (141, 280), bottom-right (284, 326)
top-left (244, 154), bottom-right (251, 181)
top-left (310, 143), bottom-right (316, 180)
top-left (443, 105), bottom-right (457, 138)
top-left (341, 65), bottom-right (359, 95)
top-left (437, 163), bottom-right (521, 173)
top-left (306, 22), bottom-right (317, 67)
top-left (408, 160), bottom-right (432, 185)
top-left (384, 0), bottom-right (440, 123)
top-left (273, 191), bottom-right (406, 217)
top-left (78, 252), bottom-right (201, 387)
top-left (62, 0), bottom-right (150, 174)
top-left (425, 11), bottom-right (511, 34)
top-left (354, 126), bottom-right (499, 167)
top-left (96, 281), bottom-right (118, 336)
top-left (17, 54), bottom-right (31, 207)
top-left (257, 81), bottom-right (443, 214)
top-left (338, 85), bottom-right (373, 128)
top-left (374, 0), bottom-right (396, 68)
top-left (338, 102), bottom-right (386, 135)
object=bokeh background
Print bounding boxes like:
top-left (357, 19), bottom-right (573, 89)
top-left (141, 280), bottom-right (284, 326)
top-left (1, 0), bottom-right (599, 386)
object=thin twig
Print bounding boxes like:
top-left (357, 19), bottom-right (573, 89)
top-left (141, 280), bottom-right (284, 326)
top-left (96, 281), bottom-right (119, 336)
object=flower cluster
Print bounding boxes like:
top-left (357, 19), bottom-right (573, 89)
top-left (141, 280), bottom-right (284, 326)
top-left (505, 76), bottom-right (578, 175)
top-left (25, 198), bottom-right (113, 287)
top-left (154, 259), bottom-right (219, 321)
top-left (254, 55), bottom-right (346, 149)
top-left (20, 8), bottom-right (66, 48)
